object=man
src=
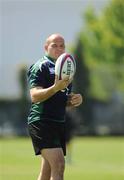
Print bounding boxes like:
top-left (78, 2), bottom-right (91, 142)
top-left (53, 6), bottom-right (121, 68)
top-left (27, 33), bottom-right (82, 180)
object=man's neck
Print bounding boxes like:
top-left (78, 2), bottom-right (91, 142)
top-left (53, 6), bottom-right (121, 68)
top-left (45, 55), bottom-right (56, 63)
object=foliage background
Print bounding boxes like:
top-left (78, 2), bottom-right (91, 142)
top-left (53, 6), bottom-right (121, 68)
top-left (72, 0), bottom-right (124, 134)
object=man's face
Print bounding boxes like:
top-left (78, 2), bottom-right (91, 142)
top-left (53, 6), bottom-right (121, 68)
top-left (45, 36), bottom-right (65, 60)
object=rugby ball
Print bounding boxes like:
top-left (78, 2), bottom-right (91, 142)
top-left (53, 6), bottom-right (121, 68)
top-left (55, 53), bottom-right (76, 80)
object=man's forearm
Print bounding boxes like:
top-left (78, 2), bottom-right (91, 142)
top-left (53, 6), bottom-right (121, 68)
top-left (30, 85), bottom-right (58, 103)
top-left (30, 77), bottom-right (71, 103)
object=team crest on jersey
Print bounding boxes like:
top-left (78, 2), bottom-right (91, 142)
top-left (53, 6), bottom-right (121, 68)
top-left (49, 67), bottom-right (55, 74)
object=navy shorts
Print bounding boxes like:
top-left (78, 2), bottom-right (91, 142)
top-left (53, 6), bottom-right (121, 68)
top-left (28, 120), bottom-right (66, 156)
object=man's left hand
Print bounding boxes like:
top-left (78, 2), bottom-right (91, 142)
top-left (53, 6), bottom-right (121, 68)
top-left (67, 93), bottom-right (83, 107)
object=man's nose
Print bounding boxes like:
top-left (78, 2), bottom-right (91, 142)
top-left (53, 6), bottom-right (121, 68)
top-left (57, 47), bottom-right (63, 51)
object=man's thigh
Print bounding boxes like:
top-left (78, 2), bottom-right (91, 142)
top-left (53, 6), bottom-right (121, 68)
top-left (41, 148), bottom-right (65, 168)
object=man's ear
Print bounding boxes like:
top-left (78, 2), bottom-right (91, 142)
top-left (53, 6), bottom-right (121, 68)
top-left (44, 44), bottom-right (48, 51)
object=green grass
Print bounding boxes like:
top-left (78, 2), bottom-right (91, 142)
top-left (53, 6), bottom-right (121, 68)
top-left (0, 137), bottom-right (124, 180)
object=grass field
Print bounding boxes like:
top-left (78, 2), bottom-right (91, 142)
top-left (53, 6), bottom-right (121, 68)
top-left (0, 136), bottom-right (124, 180)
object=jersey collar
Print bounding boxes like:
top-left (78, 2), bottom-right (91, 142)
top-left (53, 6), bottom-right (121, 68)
top-left (45, 55), bottom-right (56, 63)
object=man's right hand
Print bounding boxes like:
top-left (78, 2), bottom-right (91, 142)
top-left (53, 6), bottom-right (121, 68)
top-left (53, 75), bottom-right (72, 92)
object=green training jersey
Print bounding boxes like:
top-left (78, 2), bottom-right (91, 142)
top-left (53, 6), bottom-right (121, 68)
top-left (27, 55), bottom-right (72, 124)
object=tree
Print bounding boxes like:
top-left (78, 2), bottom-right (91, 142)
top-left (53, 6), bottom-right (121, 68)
top-left (73, 37), bottom-right (93, 133)
top-left (80, 0), bottom-right (124, 101)
top-left (72, 0), bottom-right (124, 134)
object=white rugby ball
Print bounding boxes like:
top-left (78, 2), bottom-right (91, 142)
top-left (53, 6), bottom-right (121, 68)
top-left (55, 53), bottom-right (76, 80)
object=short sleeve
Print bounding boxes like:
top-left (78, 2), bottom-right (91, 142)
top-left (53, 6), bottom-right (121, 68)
top-left (27, 63), bottom-right (47, 89)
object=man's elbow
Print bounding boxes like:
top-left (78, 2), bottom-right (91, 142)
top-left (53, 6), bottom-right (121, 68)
top-left (30, 94), bottom-right (40, 103)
